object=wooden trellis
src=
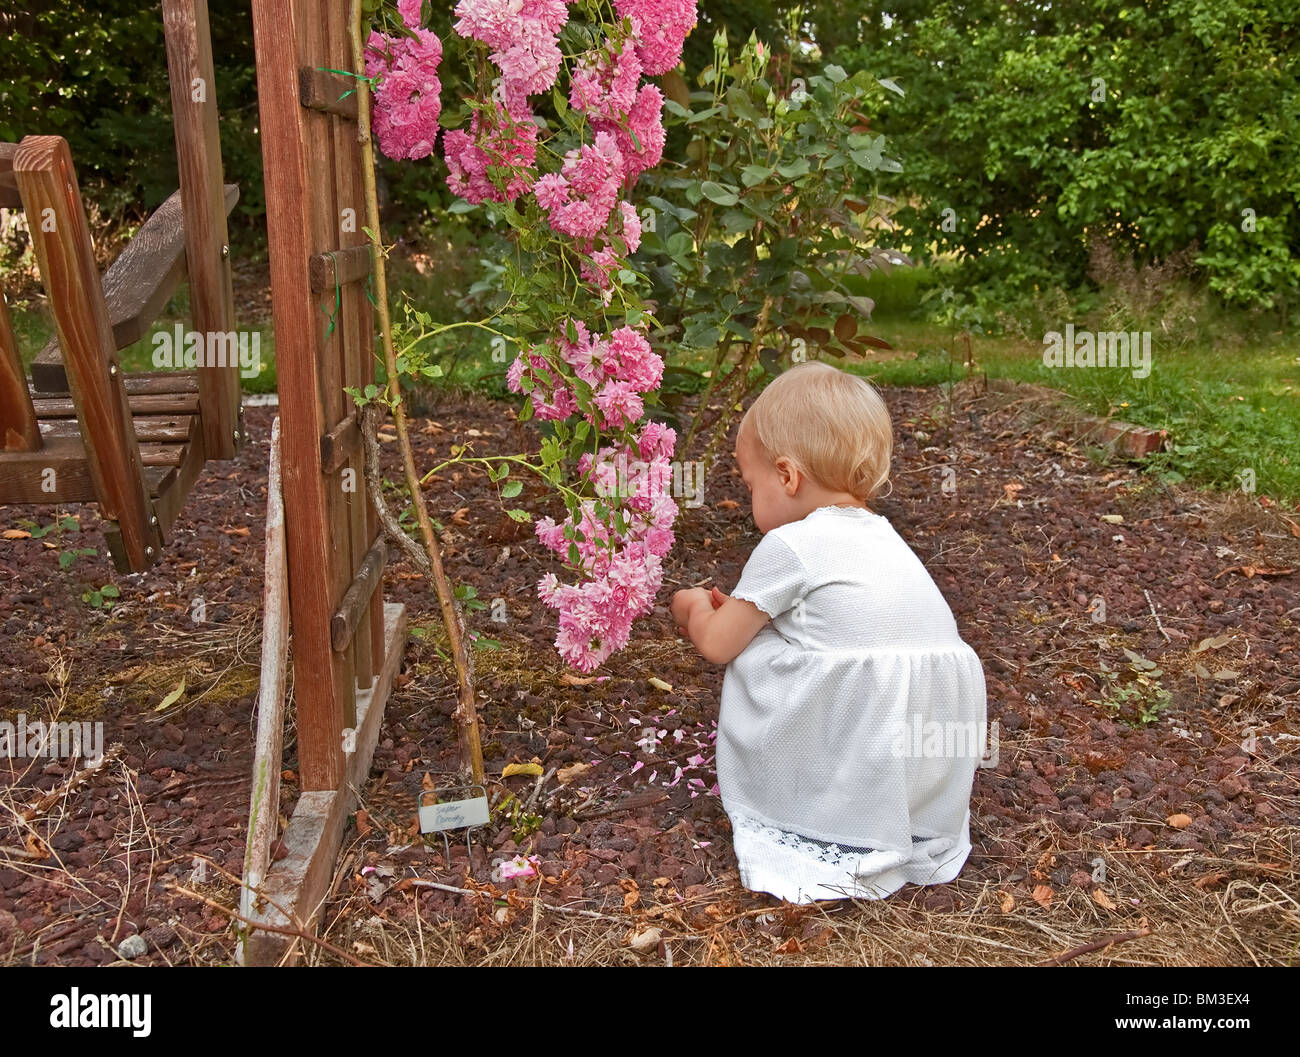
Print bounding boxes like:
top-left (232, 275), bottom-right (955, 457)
top-left (240, 0), bottom-right (405, 965)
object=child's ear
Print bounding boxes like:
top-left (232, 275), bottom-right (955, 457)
top-left (774, 456), bottom-right (800, 494)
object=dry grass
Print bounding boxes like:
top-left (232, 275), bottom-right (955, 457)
top-left (298, 826), bottom-right (1299, 966)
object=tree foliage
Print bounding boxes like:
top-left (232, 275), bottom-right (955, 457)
top-left (839, 0), bottom-right (1300, 313)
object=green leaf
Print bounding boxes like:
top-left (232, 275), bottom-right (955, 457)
top-left (740, 164), bottom-right (775, 187)
top-left (726, 85), bottom-right (762, 123)
top-left (686, 105), bottom-right (723, 124)
top-left (501, 480), bottom-right (523, 499)
top-left (155, 676), bottom-right (187, 712)
top-left (877, 77), bottom-right (905, 97)
top-left (700, 181), bottom-right (739, 206)
top-left (507, 509), bottom-right (532, 523)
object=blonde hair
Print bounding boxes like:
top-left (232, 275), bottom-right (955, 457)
top-left (738, 361), bottom-right (893, 501)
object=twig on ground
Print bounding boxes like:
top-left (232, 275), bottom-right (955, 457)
top-left (165, 882), bottom-right (374, 967)
top-left (1143, 589), bottom-right (1171, 643)
top-left (573, 792), bottom-right (669, 820)
top-left (1038, 925), bottom-right (1153, 966)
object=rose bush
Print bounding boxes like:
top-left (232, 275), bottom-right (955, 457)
top-left (362, 0), bottom-right (698, 671)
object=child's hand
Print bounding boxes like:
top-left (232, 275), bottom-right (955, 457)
top-left (709, 586), bottom-right (729, 609)
top-left (671, 588), bottom-right (711, 636)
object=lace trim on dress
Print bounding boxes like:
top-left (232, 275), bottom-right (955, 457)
top-left (730, 811), bottom-right (901, 868)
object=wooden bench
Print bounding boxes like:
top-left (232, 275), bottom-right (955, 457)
top-left (28, 183), bottom-right (240, 393)
top-left (0, 139), bottom-right (239, 573)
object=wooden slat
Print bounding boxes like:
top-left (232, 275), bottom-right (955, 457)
top-left (0, 292), bottom-right (41, 451)
top-left (40, 414), bottom-right (195, 444)
top-left (319, 411), bottom-right (359, 474)
top-left (163, 0), bottom-right (240, 460)
top-left (298, 65), bottom-right (359, 120)
top-left (243, 603), bottom-right (404, 965)
top-left (150, 416), bottom-right (206, 539)
top-left (330, 536), bottom-right (385, 652)
top-left (308, 244), bottom-right (371, 293)
top-left (0, 434), bottom-right (99, 503)
top-left (251, 0), bottom-right (353, 792)
top-left (239, 416), bottom-right (289, 964)
top-left (30, 185), bottom-right (240, 393)
top-left (14, 136), bottom-right (161, 569)
top-left (30, 392), bottom-right (200, 418)
top-left (0, 434), bottom-right (183, 506)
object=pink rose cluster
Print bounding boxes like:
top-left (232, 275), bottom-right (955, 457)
top-left (533, 422), bottom-right (679, 672)
top-left (613, 0), bottom-right (699, 75)
top-left (443, 106), bottom-right (539, 203)
top-left (506, 321), bottom-right (664, 429)
top-left (453, 0), bottom-right (571, 115)
top-left (364, 0), bottom-right (444, 161)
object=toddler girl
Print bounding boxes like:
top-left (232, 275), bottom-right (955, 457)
top-left (670, 361), bottom-right (987, 903)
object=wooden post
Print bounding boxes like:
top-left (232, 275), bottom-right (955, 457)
top-left (0, 292), bottom-right (41, 451)
top-left (250, 0), bottom-right (355, 792)
top-left (14, 136), bottom-right (162, 569)
top-left (162, 0), bottom-right (240, 460)
top-left (322, 3), bottom-right (377, 689)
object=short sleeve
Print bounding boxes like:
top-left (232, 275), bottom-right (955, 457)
top-left (730, 531), bottom-right (808, 619)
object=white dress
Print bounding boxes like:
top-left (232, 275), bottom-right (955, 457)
top-left (718, 505), bottom-right (987, 903)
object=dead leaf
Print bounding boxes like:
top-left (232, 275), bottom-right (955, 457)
top-left (2, 529), bottom-right (31, 540)
top-left (222, 526), bottom-right (251, 537)
top-left (1193, 633), bottom-right (1234, 653)
top-left (280, 769), bottom-right (297, 783)
top-left (1031, 885), bottom-right (1054, 908)
top-left (1284, 517), bottom-right (1300, 539)
top-left (627, 926), bottom-right (662, 953)
top-left (998, 891), bottom-right (1016, 914)
top-left (451, 507), bottom-right (471, 526)
top-left (1194, 872), bottom-right (1228, 889)
top-left (560, 672), bottom-right (599, 686)
top-left (421, 771), bottom-right (437, 791)
top-left (1092, 889), bottom-right (1117, 910)
top-left (647, 676), bottom-right (673, 693)
top-left (716, 499), bottom-right (739, 510)
top-left (774, 937), bottom-right (804, 955)
top-left (802, 926), bottom-right (833, 950)
top-left (556, 762), bottom-right (591, 785)
top-left (24, 833), bottom-right (50, 858)
top-left (502, 762), bottom-right (544, 778)
top-left (1166, 813), bottom-right (1193, 829)
top-left (1100, 513), bottom-right (1125, 524)
top-left (355, 809), bottom-right (372, 837)
top-left (1215, 565), bottom-right (1295, 580)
